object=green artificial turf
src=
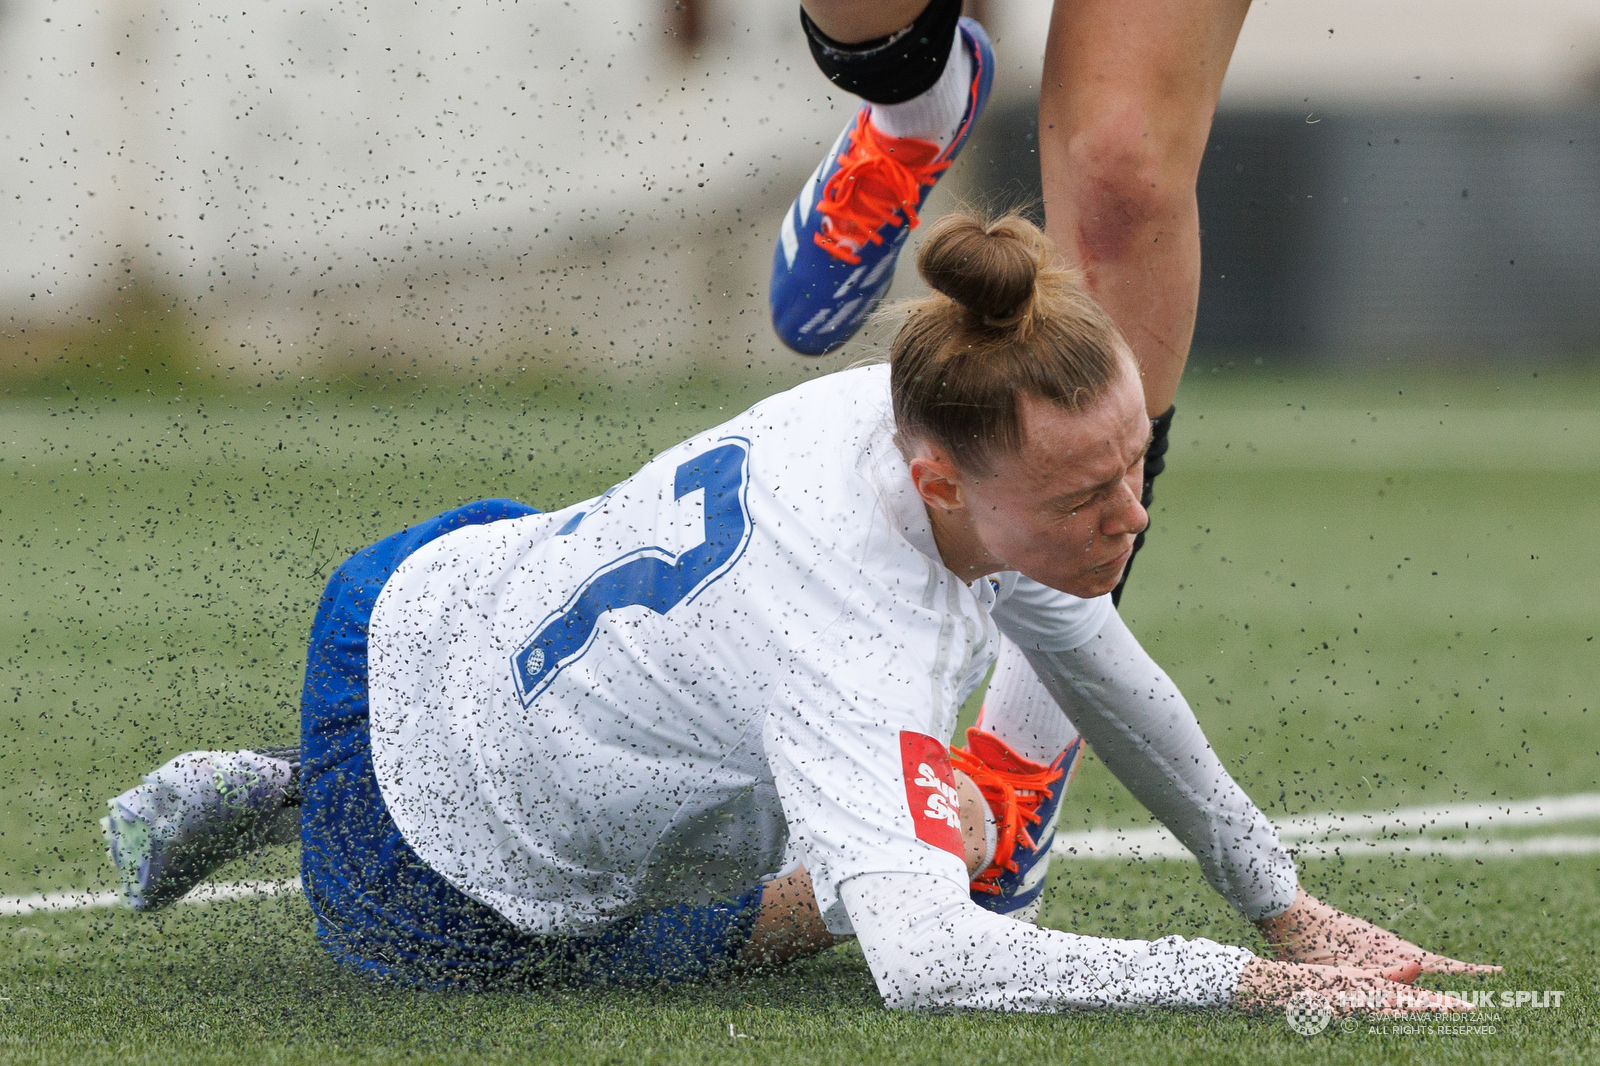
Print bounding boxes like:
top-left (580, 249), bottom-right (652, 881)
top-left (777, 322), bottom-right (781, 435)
top-left (0, 856), bottom-right (1593, 1064)
top-left (2, 362), bottom-right (1598, 1062)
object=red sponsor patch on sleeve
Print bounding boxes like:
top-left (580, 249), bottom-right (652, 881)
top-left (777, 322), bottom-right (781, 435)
top-left (899, 730), bottom-right (965, 859)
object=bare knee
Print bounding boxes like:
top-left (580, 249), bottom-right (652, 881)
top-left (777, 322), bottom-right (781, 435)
top-left (801, 0), bottom-right (929, 44)
top-left (1061, 104), bottom-right (1198, 264)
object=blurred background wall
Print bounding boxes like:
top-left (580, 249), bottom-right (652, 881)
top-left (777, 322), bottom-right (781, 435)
top-left (970, 0), bottom-right (1600, 362)
top-left (2, 0), bottom-right (1599, 389)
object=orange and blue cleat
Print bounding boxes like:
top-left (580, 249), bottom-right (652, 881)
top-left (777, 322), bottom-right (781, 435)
top-left (950, 726), bottom-right (1081, 924)
top-left (770, 17), bottom-right (994, 355)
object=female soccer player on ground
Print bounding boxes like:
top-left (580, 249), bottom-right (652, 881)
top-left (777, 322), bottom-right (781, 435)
top-left (770, 0), bottom-right (1253, 602)
top-left (105, 214), bottom-right (1491, 1012)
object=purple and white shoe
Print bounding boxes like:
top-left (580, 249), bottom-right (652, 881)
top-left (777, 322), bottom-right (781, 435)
top-left (102, 749), bottom-right (298, 910)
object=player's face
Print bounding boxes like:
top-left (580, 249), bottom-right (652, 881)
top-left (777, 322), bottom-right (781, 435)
top-left (961, 367), bottom-right (1151, 599)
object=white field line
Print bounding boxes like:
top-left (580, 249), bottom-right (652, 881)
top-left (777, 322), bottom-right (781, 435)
top-left (1273, 792), bottom-right (1600, 842)
top-left (6, 794), bottom-right (1600, 915)
top-left (1053, 828), bottom-right (1600, 862)
top-left (1054, 792), bottom-right (1600, 862)
top-left (0, 878), bottom-right (297, 918)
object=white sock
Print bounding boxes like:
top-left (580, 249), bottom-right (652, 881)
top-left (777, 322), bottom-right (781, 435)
top-left (977, 635), bottom-right (1081, 765)
top-left (979, 800), bottom-right (997, 868)
top-left (867, 32), bottom-right (972, 152)
top-left (953, 768), bottom-right (1000, 871)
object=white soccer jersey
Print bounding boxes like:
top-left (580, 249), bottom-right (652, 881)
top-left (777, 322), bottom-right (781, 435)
top-left (365, 364), bottom-right (1110, 936)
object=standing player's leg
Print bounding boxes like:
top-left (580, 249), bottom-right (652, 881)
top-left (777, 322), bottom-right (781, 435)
top-left (770, 0), bottom-right (994, 354)
top-left (1040, 0), bottom-right (1250, 416)
top-left (972, 636), bottom-right (1080, 768)
top-left (1038, 0), bottom-right (1251, 602)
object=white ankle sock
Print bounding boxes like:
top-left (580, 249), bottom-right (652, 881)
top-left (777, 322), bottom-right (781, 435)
top-left (977, 635), bottom-right (1081, 765)
top-left (979, 799), bottom-right (998, 869)
top-left (954, 767), bottom-right (1000, 871)
top-left (868, 32), bottom-right (972, 152)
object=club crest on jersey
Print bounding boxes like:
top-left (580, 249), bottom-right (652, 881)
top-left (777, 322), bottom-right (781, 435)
top-left (899, 731), bottom-right (965, 859)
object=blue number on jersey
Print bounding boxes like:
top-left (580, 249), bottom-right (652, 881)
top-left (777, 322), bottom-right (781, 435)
top-left (510, 437), bottom-right (753, 707)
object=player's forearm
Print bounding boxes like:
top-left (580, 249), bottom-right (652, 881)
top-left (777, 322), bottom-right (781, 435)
top-left (841, 872), bottom-right (1252, 1011)
top-left (1013, 611), bottom-right (1298, 920)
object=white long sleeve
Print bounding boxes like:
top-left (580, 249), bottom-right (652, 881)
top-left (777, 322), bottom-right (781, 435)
top-left (841, 871), bottom-right (1253, 1011)
top-left (1002, 611), bottom-right (1299, 920)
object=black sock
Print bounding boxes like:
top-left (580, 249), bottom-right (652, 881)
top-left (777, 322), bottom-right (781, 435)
top-left (1111, 405), bottom-right (1175, 608)
top-left (800, 0), bottom-right (963, 105)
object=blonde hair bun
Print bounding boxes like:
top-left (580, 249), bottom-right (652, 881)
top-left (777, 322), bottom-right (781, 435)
top-left (915, 213), bottom-right (1050, 329)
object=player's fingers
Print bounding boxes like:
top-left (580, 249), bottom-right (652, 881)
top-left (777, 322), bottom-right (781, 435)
top-left (1416, 953), bottom-right (1502, 975)
top-left (1379, 959), bottom-right (1423, 985)
top-left (1276, 941), bottom-right (1421, 974)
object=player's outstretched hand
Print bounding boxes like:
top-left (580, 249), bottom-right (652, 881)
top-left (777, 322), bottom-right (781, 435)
top-left (1255, 889), bottom-right (1502, 980)
top-left (1233, 959), bottom-right (1474, 1016)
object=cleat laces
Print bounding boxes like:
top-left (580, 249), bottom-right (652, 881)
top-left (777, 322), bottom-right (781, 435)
top-left (812, 111), bottom-right (950, 265)
top-left (949, 737), bottom-right (1064, 896)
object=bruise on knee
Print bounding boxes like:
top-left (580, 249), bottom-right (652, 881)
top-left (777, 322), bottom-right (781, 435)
top-left (1061, 103), bottom-right (1201, 267)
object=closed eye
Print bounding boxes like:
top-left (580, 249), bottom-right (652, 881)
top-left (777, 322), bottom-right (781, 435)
top-left (1048, 489), bottom-right (1100, 517)
top-left (1043, 428), bottom-right (1152, 516)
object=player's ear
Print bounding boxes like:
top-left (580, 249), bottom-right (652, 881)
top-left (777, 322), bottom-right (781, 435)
top-left (909, 452), bottom-right (966, 512)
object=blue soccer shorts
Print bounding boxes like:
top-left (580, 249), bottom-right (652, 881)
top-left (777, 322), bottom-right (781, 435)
top-left (298, 498), bottom-right (764, 989)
